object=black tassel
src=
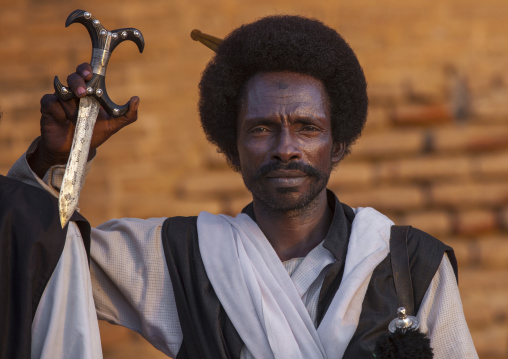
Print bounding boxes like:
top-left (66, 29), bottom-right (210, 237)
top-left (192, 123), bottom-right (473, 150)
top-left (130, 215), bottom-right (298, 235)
top-left (373, 328), bottom-right (433, 359)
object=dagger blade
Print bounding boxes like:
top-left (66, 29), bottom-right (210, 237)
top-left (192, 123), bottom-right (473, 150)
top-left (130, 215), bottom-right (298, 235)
top-left (58, 96), bottom-right (100, 228)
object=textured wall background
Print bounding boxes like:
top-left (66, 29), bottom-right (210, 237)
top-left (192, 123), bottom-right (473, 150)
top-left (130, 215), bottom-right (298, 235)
top-left (1, 0), bottom-right (508, 357)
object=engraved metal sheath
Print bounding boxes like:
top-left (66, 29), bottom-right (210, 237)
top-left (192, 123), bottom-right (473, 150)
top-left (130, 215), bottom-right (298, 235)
top-left (59, 96), bottom-right (100, 227)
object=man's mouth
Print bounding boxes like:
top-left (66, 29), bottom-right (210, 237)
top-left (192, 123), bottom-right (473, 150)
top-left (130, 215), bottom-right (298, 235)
top-left (265, 169), bottom-right (306, 178)
top-left (264, 170), bottom-right (307, 186)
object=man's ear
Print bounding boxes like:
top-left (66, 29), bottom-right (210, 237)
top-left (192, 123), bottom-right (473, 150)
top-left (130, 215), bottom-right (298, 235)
top-left (331, 142), bottom-right (346, 165)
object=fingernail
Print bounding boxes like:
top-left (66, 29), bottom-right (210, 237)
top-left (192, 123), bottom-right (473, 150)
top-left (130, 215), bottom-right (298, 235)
top-left (82, 70), bottom-right (91, 78)
top-left (77, 87), bottom-right (86, 96)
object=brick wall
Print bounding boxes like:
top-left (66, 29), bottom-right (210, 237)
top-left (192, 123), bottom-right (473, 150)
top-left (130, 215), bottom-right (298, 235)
top-left (1, 0), bottom-right (507, 357)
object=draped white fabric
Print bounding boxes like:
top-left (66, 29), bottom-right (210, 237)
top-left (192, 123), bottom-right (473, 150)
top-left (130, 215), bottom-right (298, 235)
top-left (197, 207), bottom-right (393, 359)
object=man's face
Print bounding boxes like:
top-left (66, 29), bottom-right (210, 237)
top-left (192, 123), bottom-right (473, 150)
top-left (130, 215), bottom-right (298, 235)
top-left (235, 72), bottom-right (344, 212)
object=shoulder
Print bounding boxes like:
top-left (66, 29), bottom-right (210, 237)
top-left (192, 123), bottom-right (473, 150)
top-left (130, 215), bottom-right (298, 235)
top-left (0, 175), bottom-right (62, 234)
top-left (402, 226), bottom-right (458, 311)
top-left (0, 174), bottom-right (58, 215)
top-left (162, 216), bottom-right (199, 234)
top-left (406, 227), bottom-right (451, 260)
top-left (161, 216), bottom-right (200, 254)
top-left (405, 227), bottom-right (457, 278)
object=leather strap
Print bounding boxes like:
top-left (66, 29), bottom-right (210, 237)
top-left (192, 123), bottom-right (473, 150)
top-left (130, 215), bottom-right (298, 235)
top-left (390, 225), bottom-right (415, 316)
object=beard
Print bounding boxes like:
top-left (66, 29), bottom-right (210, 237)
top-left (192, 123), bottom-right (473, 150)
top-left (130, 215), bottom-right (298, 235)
top-left (242, 161), bottom-right (331, 213)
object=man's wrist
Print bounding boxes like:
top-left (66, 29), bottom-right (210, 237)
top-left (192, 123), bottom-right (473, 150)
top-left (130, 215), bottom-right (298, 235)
top-left (27, 143), bottom-right (67, 179)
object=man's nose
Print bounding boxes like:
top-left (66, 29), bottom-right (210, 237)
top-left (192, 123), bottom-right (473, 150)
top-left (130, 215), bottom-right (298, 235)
top-left (271, 129), bottom-right (302, 162)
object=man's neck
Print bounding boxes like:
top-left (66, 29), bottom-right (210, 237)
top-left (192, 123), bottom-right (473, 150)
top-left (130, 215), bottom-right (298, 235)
top-left (253, 190), bottom-right (333, 262)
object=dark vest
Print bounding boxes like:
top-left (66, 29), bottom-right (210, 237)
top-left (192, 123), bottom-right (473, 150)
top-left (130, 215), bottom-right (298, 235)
top-left (161, 194), bottom-right (456, 358)
top-left (0, 175), bottom-right (91, 359)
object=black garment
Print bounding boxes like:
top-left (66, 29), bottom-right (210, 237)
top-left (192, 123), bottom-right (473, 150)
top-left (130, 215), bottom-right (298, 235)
top-left (161, 190), bottom-right (456, 358)
top-left (0, 175), bottom-right (91, 359)
top-left (162, 216), bottom-right (243, 359)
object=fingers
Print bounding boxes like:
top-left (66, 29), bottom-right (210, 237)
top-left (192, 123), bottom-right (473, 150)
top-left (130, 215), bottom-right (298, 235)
top-left (40, 94), bottom-right (69, 123)
top-left (66, 73), bottom-right (87, 97)
top-left (56, 95), bottom-right (79, 124)
top-left (76, 63), bottom-right (93, 81)
top-left (66, 63), bottom-right (93, 97)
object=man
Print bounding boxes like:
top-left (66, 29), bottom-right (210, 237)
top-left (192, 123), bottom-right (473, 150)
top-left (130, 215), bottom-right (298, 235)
top-left (8, 15), bottom-right (477, 358)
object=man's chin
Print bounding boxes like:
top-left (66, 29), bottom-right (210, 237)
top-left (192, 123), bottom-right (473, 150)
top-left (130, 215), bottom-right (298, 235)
top-left (253, 189), bottom-right (321, 213)
top-left (275, 186), bottom-right (300, 194)
top-left (245, 173), bottom-right (330, 213)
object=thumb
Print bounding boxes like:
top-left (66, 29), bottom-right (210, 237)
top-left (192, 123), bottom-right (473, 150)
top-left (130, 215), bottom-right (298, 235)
top-left (109, 96), bottom-right (140, 132)
top-left (125, 96), bottom-right (140, 121)
top-left (92, 96), bottom-right (140, 150)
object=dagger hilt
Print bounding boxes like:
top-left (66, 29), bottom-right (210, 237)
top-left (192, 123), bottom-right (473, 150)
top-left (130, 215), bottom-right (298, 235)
top-left (54, 9), bottom-right (145, 117)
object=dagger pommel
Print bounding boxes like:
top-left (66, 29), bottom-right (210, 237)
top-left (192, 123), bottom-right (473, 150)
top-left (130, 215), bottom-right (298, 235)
top-left (191, 29), bottom-right (223, 53)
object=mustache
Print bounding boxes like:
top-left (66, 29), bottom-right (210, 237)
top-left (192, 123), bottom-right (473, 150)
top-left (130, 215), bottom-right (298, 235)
top-left (256, 161), bottom-right (325, 179)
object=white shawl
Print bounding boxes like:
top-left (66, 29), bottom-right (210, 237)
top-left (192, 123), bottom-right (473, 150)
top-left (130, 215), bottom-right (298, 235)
top-left (197, 207), bottom-right (393, 359)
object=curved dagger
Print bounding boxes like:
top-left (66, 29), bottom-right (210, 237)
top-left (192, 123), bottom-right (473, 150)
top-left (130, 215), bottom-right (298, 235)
top-left (56, 10), bottom-right (144, 228)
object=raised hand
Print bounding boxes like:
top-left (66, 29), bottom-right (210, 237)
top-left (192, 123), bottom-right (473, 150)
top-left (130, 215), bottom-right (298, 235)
top-left (28, 63), bottom-right (139, 178)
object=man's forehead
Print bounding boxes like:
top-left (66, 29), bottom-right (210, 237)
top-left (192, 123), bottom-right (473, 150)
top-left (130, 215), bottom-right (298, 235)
top-left (244, 72), bottom-right (324, 92)
top-left (240, 71), bottom-right (330, 117)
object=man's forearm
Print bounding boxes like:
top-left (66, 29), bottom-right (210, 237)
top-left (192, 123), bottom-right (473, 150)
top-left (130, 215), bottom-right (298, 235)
top-left (8, 138), bottom-right (94, 197)
top-left (27, 144), bottom-right (61, 180)
top-left (26, 139), bottom-right (96, 180)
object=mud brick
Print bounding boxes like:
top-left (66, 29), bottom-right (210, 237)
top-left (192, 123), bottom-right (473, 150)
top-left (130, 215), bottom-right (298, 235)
top-left (199, 144), bottom-right (230, 170)
top-left (99, 322), bottom-right (167, 359)
top-left (336, 185), bottom-right (426, 212)
top-left (474, 90), bottom-right (508, 119)
top-left (475, 151), bottom-right (508, 178)
top-left (444, 239), bottom-right (476, 268)
top-left (349, 130), bottom-right (425, 159)
top-left (433, 125), bottom-right (508, 153)
top-left (455, 209), bottom-right (498, 235)
top-left (430, 181), bottom-right (508, 208)
top-left (98, 322), bottom-right (133, 347)
top-left (0, 166), bottom-right (10, 176)
top-left (0, 89), bottom-right (41, 112)
top-left (116, 169), bottom-right (176, 195)
top-left (175, 170), bottom-right (249, 200)
top-left (79, 197), bottom-right (117, 228)
top-left (363, 107), bottom-right (390, 132)
top-left (366, 83), bottom-right (406, 104)
top-left (220, 193), bottom-right (253, 216)
top-left (471, 114), bottom-right (508, 125)
top-left (328, 161), bottom-right (374, 188)
top-left (0, 144), bottom-right (21, 169)
top-left (399, 210), bottom-right (452, 237)
top-left (470, 324), bottom-right (508, 358)
top-left (477, 237), bottom-right (508, 269)
top-left (460, 268), bottom-right (508, 293)
top-left (501, 208), bottom-right (508, 230)
top-left (391, 103), bottom-right (453, 127)
top-left (377, 155), bottom-right (471, 183)
top-left (462, 290), bottom-right (508, 328)
top-left (445, 236), bottom-right (508, 269)
top-left (118, 193), bottom-right (222, 219)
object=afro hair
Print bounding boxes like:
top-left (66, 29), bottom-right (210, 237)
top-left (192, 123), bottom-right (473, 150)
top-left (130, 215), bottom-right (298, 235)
top-left (199, 15), bottom-right (368, 170)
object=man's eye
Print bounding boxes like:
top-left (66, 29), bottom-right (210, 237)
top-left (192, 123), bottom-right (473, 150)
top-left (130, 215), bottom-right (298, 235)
top-left (251, 127), bottom-right (269, 133)
top-left (302, 126), bottom-right (319, 131)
